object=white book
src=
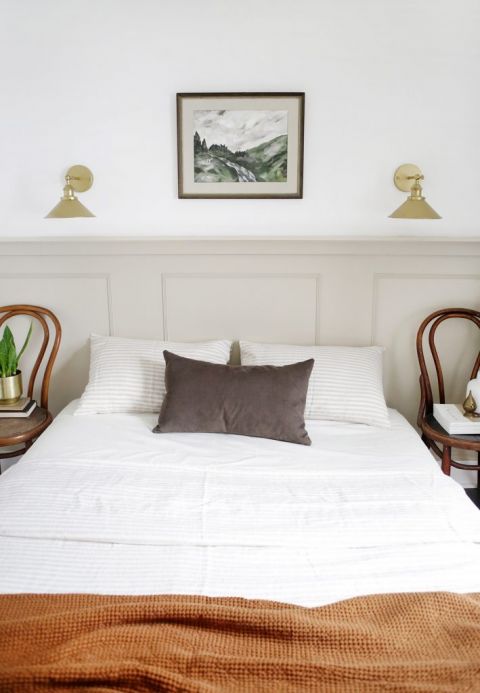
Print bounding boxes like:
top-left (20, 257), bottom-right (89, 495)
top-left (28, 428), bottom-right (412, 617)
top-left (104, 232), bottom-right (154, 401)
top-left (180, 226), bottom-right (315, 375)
top-left (433, 403), bottom-right (480, 435)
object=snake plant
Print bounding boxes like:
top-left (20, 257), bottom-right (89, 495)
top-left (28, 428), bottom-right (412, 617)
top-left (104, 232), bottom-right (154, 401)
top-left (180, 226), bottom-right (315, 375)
top-left (0, 323), bottom-right (33, 378)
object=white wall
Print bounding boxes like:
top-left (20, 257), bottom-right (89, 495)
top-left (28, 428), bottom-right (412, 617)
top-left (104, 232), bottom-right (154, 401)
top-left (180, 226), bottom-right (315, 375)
top-left (0, 0), bottom-right (479, 239)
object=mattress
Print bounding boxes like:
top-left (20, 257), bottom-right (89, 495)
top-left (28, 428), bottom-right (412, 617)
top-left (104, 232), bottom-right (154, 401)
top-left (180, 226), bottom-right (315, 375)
top-left (1, 401), bottom-right (479, 607)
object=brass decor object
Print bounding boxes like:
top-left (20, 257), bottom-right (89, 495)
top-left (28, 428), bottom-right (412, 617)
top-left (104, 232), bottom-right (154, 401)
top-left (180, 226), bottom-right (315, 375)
top-left (462, 391), bottom-right (480, 419)
top-left (0, 371), bottom-right (22, 404)
top-left (46, 165), bottom-right (95, 218)
top-left (389, 163), bottom-right (441, 219)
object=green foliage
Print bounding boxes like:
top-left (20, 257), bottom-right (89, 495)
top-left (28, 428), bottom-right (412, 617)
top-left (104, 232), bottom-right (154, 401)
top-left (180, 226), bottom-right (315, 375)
top-left (193, 150), bottom-right (239, 182)
top-left (209, 143), bottom-right (236, 161)
top-left (236, 135), bottom-right (288, 182)
top-left (194, 134), bottom-right (288, 184)
top-left (193, 131), bottom-right (202, 154)
top-left (0, 322), bottom-right (33, 378)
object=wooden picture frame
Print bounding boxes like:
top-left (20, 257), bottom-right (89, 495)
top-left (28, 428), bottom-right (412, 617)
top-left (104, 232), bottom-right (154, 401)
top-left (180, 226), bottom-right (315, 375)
top-left (177, 92), bottom-right (304, 199)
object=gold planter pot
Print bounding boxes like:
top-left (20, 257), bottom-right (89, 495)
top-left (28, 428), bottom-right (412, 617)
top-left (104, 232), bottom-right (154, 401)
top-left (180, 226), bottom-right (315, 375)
top-left (0, 371), bottom-right (23, 404)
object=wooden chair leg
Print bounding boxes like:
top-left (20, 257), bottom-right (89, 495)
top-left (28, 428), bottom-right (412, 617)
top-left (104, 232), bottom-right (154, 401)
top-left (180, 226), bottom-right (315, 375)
top-left (441, 446), bottom-right (452, 475)
top-left (421, 434), bottom-right (430, 448)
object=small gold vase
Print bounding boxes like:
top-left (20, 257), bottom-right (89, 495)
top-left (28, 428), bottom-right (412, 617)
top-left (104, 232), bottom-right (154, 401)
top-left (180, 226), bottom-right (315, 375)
top-left (0, 371), bottom-right (23, 404)
top-left (463, 390), bottom-right (480, 419)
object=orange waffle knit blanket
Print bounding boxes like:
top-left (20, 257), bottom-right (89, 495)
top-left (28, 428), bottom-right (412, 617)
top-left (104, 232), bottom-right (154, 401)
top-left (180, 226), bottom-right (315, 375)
top-left (1, 592), bottom-right (479, 692)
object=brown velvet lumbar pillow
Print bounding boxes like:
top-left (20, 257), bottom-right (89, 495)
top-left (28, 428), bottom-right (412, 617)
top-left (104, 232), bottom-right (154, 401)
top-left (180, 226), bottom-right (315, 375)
top-left (153, 351), bottom-right (314, 445)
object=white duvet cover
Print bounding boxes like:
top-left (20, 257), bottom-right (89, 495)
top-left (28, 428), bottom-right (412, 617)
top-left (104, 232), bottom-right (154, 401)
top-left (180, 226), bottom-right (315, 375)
top-left (1, 402), bottom-right (479, 606)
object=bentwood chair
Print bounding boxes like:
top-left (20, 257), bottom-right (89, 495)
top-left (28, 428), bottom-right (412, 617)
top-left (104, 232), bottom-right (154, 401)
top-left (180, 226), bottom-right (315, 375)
top-left (0, 305), bottom-right (61, 461)
top-left (416, 307), bottom-right (480, 484)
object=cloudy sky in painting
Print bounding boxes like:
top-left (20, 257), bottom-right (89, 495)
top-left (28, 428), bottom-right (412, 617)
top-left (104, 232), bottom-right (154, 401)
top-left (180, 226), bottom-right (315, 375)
top-left (194, 110), bottom-right (288, 152)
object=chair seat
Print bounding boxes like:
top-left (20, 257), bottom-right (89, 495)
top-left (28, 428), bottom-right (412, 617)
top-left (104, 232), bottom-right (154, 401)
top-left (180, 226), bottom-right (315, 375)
top-left (0, 407), bottom-right (52, 446)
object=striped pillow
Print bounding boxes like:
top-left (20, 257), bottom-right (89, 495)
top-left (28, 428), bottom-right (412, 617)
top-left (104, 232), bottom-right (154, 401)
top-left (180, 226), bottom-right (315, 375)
top-left (240, 342), bottom-right (389, 427)
top-left (75, 334), bottom-right (232, 415)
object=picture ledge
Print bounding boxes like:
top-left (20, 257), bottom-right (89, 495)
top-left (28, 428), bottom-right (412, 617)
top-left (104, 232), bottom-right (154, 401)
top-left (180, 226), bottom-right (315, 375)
top-left (0, 235), bottom-right (479, 244)
top-left (0, 237), bottom-right (479, 260)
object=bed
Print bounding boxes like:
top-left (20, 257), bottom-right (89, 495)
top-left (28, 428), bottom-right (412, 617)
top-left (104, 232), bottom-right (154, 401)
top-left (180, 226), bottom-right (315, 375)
top-left (1, 400), bottom-right (480, 691)
top-left (1, 401), bottom-right (480, 603)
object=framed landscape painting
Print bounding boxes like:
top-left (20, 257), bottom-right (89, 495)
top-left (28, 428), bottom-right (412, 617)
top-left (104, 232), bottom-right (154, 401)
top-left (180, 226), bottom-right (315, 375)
top-left (177, 92), bottom-right (304, 198)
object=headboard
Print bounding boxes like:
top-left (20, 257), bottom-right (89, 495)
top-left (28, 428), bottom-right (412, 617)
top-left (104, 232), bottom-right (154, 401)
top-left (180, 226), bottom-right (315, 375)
top-left (1, 238), bottom-right (479, 433)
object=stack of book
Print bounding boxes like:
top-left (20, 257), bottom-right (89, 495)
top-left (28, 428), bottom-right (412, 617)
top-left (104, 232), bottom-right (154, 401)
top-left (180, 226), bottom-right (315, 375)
top-left (433, 403), bottom-right (480, 435)
top-left (0, 398), bottom-right (36, 418)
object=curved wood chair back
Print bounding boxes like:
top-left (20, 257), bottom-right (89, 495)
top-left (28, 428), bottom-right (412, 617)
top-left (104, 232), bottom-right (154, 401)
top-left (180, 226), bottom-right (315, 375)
top-left (416, 307), bottom-right (480, 425)
top-left (0, 305), bottom-right (61, 410)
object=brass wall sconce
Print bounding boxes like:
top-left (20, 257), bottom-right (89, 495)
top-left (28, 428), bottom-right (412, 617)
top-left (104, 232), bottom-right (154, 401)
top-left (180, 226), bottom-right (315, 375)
top-left (389, 163), bottom-right (441, 219)
top-left (45, 165), bottom-right (95, 218)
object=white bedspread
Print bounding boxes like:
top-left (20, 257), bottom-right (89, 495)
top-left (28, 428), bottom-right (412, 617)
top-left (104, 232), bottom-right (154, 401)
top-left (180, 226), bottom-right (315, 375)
top-left (1, 402), bottom-right (480, 606)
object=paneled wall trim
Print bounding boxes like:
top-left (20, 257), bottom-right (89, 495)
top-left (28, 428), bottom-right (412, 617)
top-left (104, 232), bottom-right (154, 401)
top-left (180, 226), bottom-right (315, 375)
top-left (1, 238), bottom-right (479, 484)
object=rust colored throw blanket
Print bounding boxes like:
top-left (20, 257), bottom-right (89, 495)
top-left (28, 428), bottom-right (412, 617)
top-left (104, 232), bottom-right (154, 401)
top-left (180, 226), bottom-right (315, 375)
top-left (1, 592), bottom-right (480, 693)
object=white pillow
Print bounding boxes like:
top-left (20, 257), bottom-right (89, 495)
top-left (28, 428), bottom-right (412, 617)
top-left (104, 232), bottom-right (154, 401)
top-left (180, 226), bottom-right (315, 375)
top-left (240, 341), bottom-right (389, 427)
top-left (75, 334), bottom-right (232, 415)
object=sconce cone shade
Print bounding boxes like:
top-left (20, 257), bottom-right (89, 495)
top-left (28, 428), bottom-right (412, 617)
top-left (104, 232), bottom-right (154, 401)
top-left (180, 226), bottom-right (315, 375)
top-left (45, 165), bottom-right (95, 218)
top-left (389, 197), bottom-right (441, 219)
top-left (45, 196), bottom-right (95, 218)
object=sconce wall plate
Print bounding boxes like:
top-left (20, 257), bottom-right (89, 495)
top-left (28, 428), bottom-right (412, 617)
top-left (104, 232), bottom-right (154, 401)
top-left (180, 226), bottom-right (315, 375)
top-left (66, 165), bottom-right (94, 193)
top-left (393, 164), bottom-right (422, 192)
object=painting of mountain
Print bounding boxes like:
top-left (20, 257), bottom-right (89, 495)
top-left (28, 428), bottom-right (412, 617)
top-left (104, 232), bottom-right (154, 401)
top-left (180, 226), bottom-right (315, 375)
top-left (193, 109), bottom-right (288, 183)
top-left (177, 93), bottom-right (304, 198)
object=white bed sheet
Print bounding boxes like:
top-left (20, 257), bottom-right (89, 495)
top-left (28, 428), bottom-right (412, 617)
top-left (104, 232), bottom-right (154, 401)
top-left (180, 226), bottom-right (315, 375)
top-left (1, 401), bottom-right (479, 607)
